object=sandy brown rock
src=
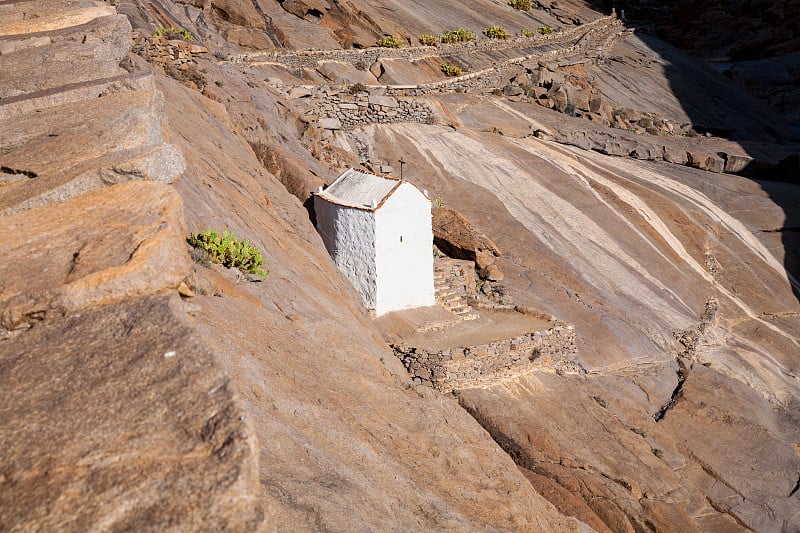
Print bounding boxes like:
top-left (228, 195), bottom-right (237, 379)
top-left (433, 207), bottom-right (501, 264)
top-left (0, 14), bottom-right (132, 98)
top-left (0, 182), bottom-right (190, 332)
top-left (0, 294), bottom-right (270, 531)
top-left (316, 60), bottom-right (378, 85)
top-left (0, 0), bottom-right (115, 36)
top-left (211, 0), bottom-right (266, 27)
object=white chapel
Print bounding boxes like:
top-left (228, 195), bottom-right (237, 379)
top-left (314, 168), bottom-right (435, 316)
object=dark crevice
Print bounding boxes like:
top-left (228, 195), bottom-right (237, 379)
top-left (789, 473), bottom-right (800, 498)
top-left (1, 166), bottom-right (37, 178)
top-left (653, 357), bottom-right (688, 422)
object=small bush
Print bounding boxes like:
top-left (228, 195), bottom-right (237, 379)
top-left (440, 28), bottom-right (474, 43)
top-left (537, 25), bottom-right (556, 35)
top-left (440, 63), bottom-right (463, 76)
top-left (376, 35), bottom-right (403, 48)
top-left (509, 0), bottom-right (531, 10)
top-left (187, 229), bottom-right (269, 277)
top-left (154, 26), bottom-right (193, 41)
top-left (483, 25), bottom-right (510, 39)
top-left (348, 82), bottom-right (366, 94)
top-left (520, 28), bottom-right (534, 37)
top-left (420, 34), bottom-right (438, 46)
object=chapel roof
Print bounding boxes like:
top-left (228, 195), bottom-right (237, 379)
top-left (315, 168), bottom-right (409, 210)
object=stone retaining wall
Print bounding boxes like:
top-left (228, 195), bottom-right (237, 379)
top-left (228, 17), bottom-right (617, 70)
top-left (271, 17), bottom-right (620, 131)
top-left (392, 321), bottom-right (580, 392)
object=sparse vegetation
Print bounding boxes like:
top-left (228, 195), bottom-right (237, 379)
top-left (420, 34), bottom-right (438, 46)
top-left (508, 0), bottom-right (531, 10)
top-left (433, 195), bottom-right (446, 208)
top-left (537, 25), bottom-right (556, 35)
top-left (440, 29), bottom-right (474, 44)
top-left (440, 63), bottom-right (462, 77)
top-left (349, 82), bottom-right (367, 94)
top-left (521, 28), bottom-right (534, 38)
top-left (187, 229), bottom-right (269, 277)
top-left (153, 26), bottom-right (193, 41)
top-left (483, 26), bottom-right (510, 39)
top-left (376, 35), bottom-right (403, 48)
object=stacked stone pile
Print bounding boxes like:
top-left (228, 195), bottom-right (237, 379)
top-left (132, 32), bottom-right (209, 71)
top-left (285, 85), bottom-right (437, 131)
top-left (393, 322), bottom-right (579, 392)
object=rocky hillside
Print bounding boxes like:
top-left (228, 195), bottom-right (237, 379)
top-left (2, 0), bottom-right (799, 531)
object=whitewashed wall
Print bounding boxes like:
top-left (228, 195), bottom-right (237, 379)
top-left (374, 183), bottom-right (435, 316)
top-left (314, 197), bottom-right (378, 308)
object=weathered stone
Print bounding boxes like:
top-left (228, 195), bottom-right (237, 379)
top-left (662, 145), bottom-right (689, 165)
top-left (0, 294), bottom-right (269, 530)
top-left (502, 84), bottom-right (525, 97)
top-left (289, 86), bottom-right (313, 99)
top-left (0, 0), bottom-right (115, 35)
top-left (720, 152), bottom-right (754, 173)
top-left (687, 150), bottom-right (725, 173)
top-left (316, 60), bottom-right (377, 85)
top-left (433, 207), bottom-right (501, 263)
top-left (319, 116), bottom-right (342, 129)
top-left (484, 264), bottom-right (504, 281)
top-left (0, 182), bottom-right (190, 326)
top-left (368, 94), bottom-right (399, 108)
top-left (0, 14), bottom-right (132, 98)
top-left (0, 36), bottom-right (51, 56)
top-left (210, 0), bottom-right (266, 27)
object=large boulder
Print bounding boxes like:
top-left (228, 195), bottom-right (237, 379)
top-left (433, 207), bottom-right (501, 266)
top-left (316, 60), bottom-right (377, 85)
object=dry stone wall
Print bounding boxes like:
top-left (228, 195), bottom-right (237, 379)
top-left (393, 321), bottom-right (580, 392)
top-left (228, 17), bottom-right (616, 70)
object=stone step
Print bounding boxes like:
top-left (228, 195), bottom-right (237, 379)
top-left (1, 143), bottom-right (185, 216)
top-left (0, 0), bottom-right (116, 36)
top-left (0, 71), bottom-right (152, 119)
top-left (0, 75), bottom-right (181, 213)
top-left (0, 14), bottom-right (132, 98)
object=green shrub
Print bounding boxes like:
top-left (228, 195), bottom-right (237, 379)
top-left (187, 229), bottom-right (269, 277)
top-left (440, 28), bottom-right (474, 43)
top-left (483, 25), bottom-right (510, 39)
top-left (521, 28), bottom-right (534, 37)
top-left (440, 63), bottom-right (463, 76)
top-left (153, 26), bottom-right (193, 41)
top-left (537, 25), bottom-right (556, 35)
top-left (349, 82), bottom-right (367, 94)
top-left (376, 35), bottom-right (403, 48)
top-left (420, 34), bottom-right (438, 46)
top-left (509, 0), bottom-right (531, 10)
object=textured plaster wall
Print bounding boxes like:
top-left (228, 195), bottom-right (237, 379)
top-left (314, 197), bottom-right (378, 308)
top-left (375, 183), bottom-right (435, 316)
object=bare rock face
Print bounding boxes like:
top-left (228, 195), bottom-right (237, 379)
top-left (0, 294), bottom-right (269, 531)
top-left (211, 0), bottom-right (266, 27)
top-left (316, 60), bottom-right (378, 85)
top-left (0, 182), bottom-right (190, 334)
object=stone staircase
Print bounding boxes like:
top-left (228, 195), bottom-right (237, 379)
top-left (434, 258), bottom-right (479, 321)
top-left (0, 0), bottom-right (185, 215)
